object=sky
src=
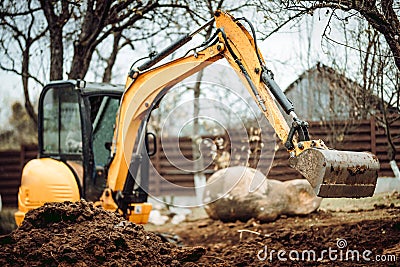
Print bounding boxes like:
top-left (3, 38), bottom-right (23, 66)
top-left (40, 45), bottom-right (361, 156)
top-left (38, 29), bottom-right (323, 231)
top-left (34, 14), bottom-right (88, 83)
top-left (0, 9), bottom-right (339, 131)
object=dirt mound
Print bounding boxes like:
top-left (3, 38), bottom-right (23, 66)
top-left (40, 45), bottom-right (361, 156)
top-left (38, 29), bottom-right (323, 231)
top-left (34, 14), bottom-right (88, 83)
top-left (0, 201), bottom-right (205, 267)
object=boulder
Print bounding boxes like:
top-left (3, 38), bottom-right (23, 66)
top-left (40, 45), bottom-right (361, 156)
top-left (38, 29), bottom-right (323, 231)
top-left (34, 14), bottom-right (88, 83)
top-left (203, 166), bottom-right (321, 222)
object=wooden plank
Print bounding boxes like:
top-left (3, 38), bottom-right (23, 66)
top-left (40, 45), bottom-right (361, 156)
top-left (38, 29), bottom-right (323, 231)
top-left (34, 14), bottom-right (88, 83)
top-left (0, 157), bottom-right (20, 165)
top-left (0, 151), bottom-right (20, 157)
top-left (0, 165), bottom-right (21, 172)
top-left (0, 172), bottom-right (21, 178)
top-left (0, 146), bottom-right (36, 207)
top-left (0, 179), bottom-right (20, 186)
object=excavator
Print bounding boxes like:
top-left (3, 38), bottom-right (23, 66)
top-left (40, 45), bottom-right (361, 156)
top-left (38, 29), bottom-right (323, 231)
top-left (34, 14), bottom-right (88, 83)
top-left (14, 11), bottom-right (379, 226)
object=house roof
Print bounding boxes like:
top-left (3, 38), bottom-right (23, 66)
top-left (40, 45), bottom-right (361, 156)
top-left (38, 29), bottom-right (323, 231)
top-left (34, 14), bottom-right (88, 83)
top-left (284, 62), bottom-right (360, 94)
top-left (283, 62), bottom-right (399, 115)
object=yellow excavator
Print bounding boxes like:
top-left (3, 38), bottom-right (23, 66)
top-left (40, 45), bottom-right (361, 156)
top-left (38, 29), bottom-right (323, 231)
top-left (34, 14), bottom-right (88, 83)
top-left (15, 11), bottom-right (379, 226)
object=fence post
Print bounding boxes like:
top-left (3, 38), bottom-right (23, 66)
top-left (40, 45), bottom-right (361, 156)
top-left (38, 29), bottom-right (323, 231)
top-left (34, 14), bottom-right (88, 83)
top-left (370, 117), bottom-right (376, 154)
top-left (153, 136), bottom-right (161, 196)
top-left (20, 145), bottom-right (26, 171)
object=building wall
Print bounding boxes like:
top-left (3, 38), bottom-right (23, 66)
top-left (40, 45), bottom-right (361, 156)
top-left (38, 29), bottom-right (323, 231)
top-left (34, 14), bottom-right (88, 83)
top-left (285, 70), bottom-right (352, 121)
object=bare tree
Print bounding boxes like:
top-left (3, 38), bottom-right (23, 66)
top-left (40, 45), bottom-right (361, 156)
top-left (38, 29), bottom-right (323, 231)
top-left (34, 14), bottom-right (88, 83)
top-left (252, 1), bottom-right (399, 70)
top-left (38, 1), bottom-right (162, 80)
top-left (253, 0), bottom-right (400, 176)
top-left (358, 24), bottom-right (400, 177)
top-left (0, 0), bottom-right (227, 125)
top-left (323, 14), bottom-right (400, 177)
top-left (0, 1), bottom-right (47, 124)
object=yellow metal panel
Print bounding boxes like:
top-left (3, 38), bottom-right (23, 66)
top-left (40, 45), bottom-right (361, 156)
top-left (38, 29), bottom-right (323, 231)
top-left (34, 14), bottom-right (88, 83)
top-left (15, 158), bottom-right (80, 225)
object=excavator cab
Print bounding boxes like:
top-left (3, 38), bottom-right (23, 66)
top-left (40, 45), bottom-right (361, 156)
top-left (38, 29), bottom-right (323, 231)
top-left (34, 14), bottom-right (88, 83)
top-left (16, 81), bottom-right (153, 225)
top-left (38, 81), bottom-right (124, 200)
top-left (16, 80), bottom-right (155, 225)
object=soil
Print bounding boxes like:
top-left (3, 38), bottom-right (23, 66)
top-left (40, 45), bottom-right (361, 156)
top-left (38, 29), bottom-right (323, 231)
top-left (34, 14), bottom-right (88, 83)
top-left (0, 201), bottom-right (205, 267)
top-left (1, 193), bottom-right (399, 267)
top-left (156, 206), bottom-right (400, 266)
top-left (151, 193), bottom-right (400, 266)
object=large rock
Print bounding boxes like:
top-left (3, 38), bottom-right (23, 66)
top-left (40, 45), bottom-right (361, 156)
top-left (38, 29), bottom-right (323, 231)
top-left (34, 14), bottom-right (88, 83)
top-left (203, 166), bottom-right (321, 222)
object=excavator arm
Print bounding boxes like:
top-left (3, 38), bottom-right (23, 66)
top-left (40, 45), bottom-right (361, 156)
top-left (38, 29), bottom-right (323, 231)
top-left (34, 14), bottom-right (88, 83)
top-left (104, 11), bottom-right (379, 221)
top-left (107, 11), bottom-right (293, 192)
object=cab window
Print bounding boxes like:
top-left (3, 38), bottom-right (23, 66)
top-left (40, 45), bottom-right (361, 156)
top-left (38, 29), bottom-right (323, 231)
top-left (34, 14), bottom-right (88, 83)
top-left (42, 86), bottom-right (82, 155)
top-left (89, 95), bottom-right (120, 167)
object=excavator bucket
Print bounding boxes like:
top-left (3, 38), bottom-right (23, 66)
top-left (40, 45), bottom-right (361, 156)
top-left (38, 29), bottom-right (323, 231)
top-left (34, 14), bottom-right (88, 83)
top-left (289, 148), bottom-right (379, 198)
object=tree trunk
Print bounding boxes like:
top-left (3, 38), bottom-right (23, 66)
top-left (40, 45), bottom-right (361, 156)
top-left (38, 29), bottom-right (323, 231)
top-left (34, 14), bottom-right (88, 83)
top-left (69, 42), bottom-right (97, 79)
top-left (359, 4), bottom-right (400, 71)
top-left (192, 70), bottom-right (206, 205)
top-left (390, 160), bottom-right (400, 180)
top-left (68, 1), bottom-right (112, 79)
top-left (39, 0), bottom-right (70, 80)
top-left (48, 28), bottom-right (64, 80)
top-left (22, 43), bottom-right (37, 125)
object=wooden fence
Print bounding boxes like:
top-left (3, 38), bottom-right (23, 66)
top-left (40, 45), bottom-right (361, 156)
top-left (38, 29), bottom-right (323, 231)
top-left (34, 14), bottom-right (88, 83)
top-left (1, 118), bottom-right (399, 207)
top-left (0, 145), bottom-right (37, 207)
top-left (146, 118), bottom-right (400, 195)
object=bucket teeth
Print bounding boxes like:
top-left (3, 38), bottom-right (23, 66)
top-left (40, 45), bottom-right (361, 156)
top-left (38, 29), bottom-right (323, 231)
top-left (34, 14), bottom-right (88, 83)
top-left (289, 148), bottom-right (379, 198)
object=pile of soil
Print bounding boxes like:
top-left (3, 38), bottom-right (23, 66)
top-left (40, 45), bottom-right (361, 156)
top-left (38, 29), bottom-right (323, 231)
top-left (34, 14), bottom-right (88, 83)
top-left (0, 201), bottom-right (205, 267)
